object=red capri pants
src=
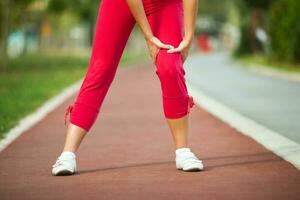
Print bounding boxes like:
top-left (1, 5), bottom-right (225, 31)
top-left (64, 0), bottom-right (195, 132)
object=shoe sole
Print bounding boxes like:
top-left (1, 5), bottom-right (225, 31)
top-left (177, 165), bottom-right (204, 172)
top-left (52, 169), bottom-right (75, 176)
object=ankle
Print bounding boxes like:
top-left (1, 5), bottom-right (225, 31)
top-left (175, 147), bottom-right (191, 155)
top-left (60, 151), bottom-right (76, 159)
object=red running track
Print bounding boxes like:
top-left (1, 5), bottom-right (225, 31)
top-left (0, 63), bottom-right (299, 200)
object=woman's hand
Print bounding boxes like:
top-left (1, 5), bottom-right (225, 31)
top-left (166, 37), bottom-right (192, 63)
top-left (125, 0), bottom-right (174, 64)
top-left (167, 0), bottom-right (198, 63)
top-left (146, 36), bottom-right (174, 64)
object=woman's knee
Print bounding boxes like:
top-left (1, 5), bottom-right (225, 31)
top-left (155, 50), bottom-right (184, 79)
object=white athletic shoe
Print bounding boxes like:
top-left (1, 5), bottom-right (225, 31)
top-left (52, 152), bottom-right (77, 176)
top-left (175, 148), bottom-right (204, 172)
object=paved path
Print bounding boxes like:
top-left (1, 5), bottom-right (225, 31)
top-left (185, 53), bottom-right (300, 143)
top-left (0, 62), bottom-right (299, 200)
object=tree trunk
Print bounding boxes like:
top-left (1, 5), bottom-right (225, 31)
top-left (21, 13), bottom-right (28, 56)
top-left (249, 8), bottom-right (262, 54)
top-left (0, 0), bottom-right (11, 73)
top-left (88, 18), bottom-right (95, 47)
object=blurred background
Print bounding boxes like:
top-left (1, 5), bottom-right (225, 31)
top-left (0, 0), bottom-right (299, 140)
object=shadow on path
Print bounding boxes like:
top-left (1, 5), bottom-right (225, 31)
top-left (78, 152), bottom-right (283, 174)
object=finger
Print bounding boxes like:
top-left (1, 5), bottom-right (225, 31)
top-left (167, 47), bottom-right (182, 53)
top-left (153, 38), bottom-right (174, 49)
top-left (167, 42), bottom-right (185, 53)
top-left (158, 42), bottom-right (174, 50)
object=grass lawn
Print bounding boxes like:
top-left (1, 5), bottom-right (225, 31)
top-left (238, 55), bottom-right (300, 74)
top-left (0, 50), bottom-right (148, 140)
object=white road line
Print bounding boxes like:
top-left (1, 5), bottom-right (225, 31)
top-left (0, 79), bottom-right (83, 153)
top-left (187, 82), bottom-right (300, 170)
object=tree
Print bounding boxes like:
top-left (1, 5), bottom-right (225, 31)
top-left (0, 0), bottom-right (35, 72)
top-left (234, 0), bottom-right (272, 55)
top-left (47, 0), bottom-right (100, 46)
top-left (269, 0), bottom-right (300, 62)
top-left (0, 0), bottom-right (11, 72)
top-left (198, 0), bottom-right (232, 23)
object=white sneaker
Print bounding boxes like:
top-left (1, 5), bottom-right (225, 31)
top-left (175, 147), bottom-right (204, 172)
top-left (52, 151), bottom-right (77, 176)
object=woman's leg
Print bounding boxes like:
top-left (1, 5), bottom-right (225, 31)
top-left (62, 0), bottom-right (136, 153)
top-left (145, 2), bottom-right (203, 171)
top-left (63, 125), bottom-right (86, 152)
top-left (146, 1), bottom-right (194, 149)
top-left (166, 116), bottom-right (189, 149)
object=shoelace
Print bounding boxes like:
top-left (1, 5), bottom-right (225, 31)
top-left (52, 158), bottom-right (64, 168)
top-left (64, 104), bottom-right (73, 125)
top-left (52, 157), bottom-right (73, 168)
top-left (178, 151), bottom-right (203, 164)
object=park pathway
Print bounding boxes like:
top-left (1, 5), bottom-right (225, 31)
top-left (0, 62), bottom-right (299, 200)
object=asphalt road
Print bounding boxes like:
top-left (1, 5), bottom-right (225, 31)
top-left (185, 53), bottom-right (300, 144)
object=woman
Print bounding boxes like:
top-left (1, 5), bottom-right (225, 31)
top-left (52, 0), bottom-right (204, 176)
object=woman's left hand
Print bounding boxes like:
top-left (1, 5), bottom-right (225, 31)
top-left (166, 37), bottom-right (192, 63)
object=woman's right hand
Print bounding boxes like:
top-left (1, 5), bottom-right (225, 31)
top-left (145, 36), bottom-right (174, 65)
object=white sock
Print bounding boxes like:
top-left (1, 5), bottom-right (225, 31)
top-left (175, 147), bottom-right (191, 155)
top-left (60, 151), bottom-right (76, 159)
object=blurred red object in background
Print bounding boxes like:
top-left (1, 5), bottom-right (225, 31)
top-left (196, 33), bottom-right (211, 53)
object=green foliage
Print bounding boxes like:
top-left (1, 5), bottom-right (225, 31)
top-left (47, 0), bottom-right (99, 21)
top-left (7, 0), bottom-right (36, 28)
top-left (243, 0), bottom-right (271, 9)
top-left (47, 0), bottom-right (100, 46)
top-left (0, 53), bottom-right (88, 138)
top-left (47, 0), bottom-right (69, 13)
top-left (0, 0), bottom-right (38, 45)
top-left (198, 0), bottom-right (232, 22)
top-left (0, 51), bottom-right (147, 139)
top-left (234, 23), bottom-right (252, 56)
top-left (233, 0), bottom-right (272, 56)
top-left (268, 0), bottom-right (300, 63)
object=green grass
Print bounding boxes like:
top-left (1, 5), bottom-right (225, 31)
top-left (0, 50), bottom-right (148, 140)
top-left (238, 55), bottom-right (300, 74)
